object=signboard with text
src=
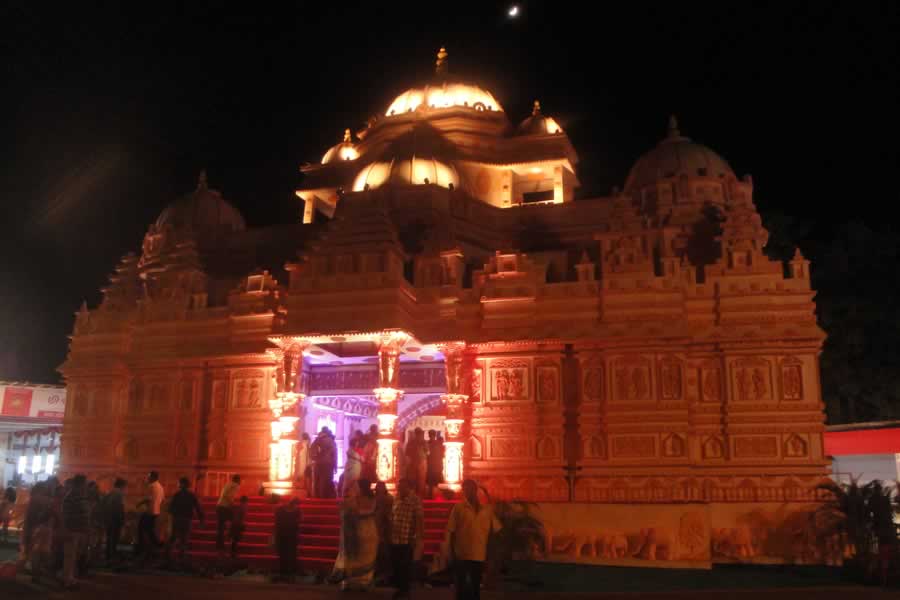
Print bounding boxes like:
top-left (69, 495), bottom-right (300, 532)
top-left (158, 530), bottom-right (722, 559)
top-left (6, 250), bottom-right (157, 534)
top-left (0, 384), bottom-right (66, 419)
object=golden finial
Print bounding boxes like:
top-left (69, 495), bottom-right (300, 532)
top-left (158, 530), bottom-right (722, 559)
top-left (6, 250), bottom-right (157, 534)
top-left (667, 115), bottom-right (681, 138)
top-left (435, 46), bottom-right (448, 76)
top-left (197, 169), bottom-right (208, 191)
top-left (532, 100), bottom-right (541, 116)
top-left (343, 128), bottom-right (352, 143)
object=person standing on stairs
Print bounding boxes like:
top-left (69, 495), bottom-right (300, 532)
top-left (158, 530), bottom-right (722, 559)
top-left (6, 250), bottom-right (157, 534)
top-left (230, 495), bottom-right (249, 558)
top-left (390, 478), bottom-right (423, 600)
top-left (136, 471), bottom-right (165, 560)
top-left (216, 474), bottom-right (241, 556)
top-left (274, 497), bottom-right (301, 582)
top-left (167, 477), bottom-right (204, 562)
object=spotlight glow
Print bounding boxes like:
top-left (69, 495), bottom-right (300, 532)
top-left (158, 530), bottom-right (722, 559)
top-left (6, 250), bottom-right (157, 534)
top-left (508, 5), bottom-right (520, 18)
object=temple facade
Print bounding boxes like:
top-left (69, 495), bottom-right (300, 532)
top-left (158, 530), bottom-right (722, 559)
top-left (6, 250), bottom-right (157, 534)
top-left (60, 49), bottom-right (828, 525)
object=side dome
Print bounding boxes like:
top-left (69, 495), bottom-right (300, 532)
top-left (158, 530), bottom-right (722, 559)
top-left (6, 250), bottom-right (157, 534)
top-left (624, 116), bottom-right (735, 193)
top-left (384, 47), bottom-right (503, 116)
top-left (352, 157), bottom-right (459, 191)
top-left (516, 100), bottom-right (563, 135)
top-left (321, 129), bottom-right (359, 164)
top-left (155, 171), bottom-right (246, 234)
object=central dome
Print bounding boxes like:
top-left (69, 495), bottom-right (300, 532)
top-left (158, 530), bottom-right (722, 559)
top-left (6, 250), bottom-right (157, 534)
top-left (155, 171), bottom-right (246, 234)
top-left (384, 47), bottom-right (503, 116)
top-left (386, 82), bottom-right (503, 116)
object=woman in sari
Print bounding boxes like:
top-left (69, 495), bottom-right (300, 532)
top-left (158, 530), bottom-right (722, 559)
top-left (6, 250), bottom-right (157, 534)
top-left (22, 482), bottom-right (54, 584)
top-left (339, 479), bottom-right (377, 591)
top-left (340, 438), bottom-right (364, 497)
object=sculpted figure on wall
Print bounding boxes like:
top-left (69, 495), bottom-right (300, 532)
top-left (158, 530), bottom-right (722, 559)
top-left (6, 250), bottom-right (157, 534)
top-left (583, 366), bottom-right (603, 402)
top-left (781, 358), bottom-right (804, 401)
top-left (660, 360), bottom-right (682, 400)
top-left (701, 369), bottom-right (721, 402)
top-left (537, 366), bottom-right (558, 403)
top-left (490, 361), bottom-right (528, 401)
top-left (735, 360), bottom-right (769, 402)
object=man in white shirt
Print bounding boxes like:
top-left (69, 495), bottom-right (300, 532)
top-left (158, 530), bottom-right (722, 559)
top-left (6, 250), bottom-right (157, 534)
top-left (137, 471), bottom-right (165, 557)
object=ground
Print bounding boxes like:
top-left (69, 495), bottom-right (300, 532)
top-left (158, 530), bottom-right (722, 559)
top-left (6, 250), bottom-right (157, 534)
top-left (1, 535), bottom-right (898, 599)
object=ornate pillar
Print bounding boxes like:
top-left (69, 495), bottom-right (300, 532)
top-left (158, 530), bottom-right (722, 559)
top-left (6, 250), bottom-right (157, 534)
top-left (374, 332), bottom-right (409, 487)
top-left (265, 341), bottom-right (307, 495)
top-left (440, 343), bottom-right (469, 490)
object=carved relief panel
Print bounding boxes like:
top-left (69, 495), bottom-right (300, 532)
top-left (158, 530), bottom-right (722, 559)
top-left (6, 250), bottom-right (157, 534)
top-left (779, 357), bottom-right (805, 401)
top-left (701, 436), bottom-right (725, 460)
top-left (582, 365), bottom-right (604, 404)
top-left (489, 436), bottom-right (533, 460)
top-left (611, 356), bottom-right (652, 402)
top-left (783, 434), bottom-right (809, 458)
top-left (470, 364), bottom-right (483, 403)
top-left (661, 433), bottom-right (687, 458)
top-left (583, 434), bottom-right (607, 459)
top-left (488, 359), bottom-right (530, 402)
top-left (232, 370), bottom-right (265, 409)
top-left (211, 381), bottom-right (228, 411)
top-left (732, 436), bottom-right (779, 459)
top-left (731, 358), bottom-right (772, 402)
top-left (700, 363), bottom-right (722, 403)
top-left (537, 435), bottom-right (561, 460)
top-left (536, 365), bottom-right (559, 404)
top-left (146, 381), bottom-right (170, 412)
top-left (611, 435), bottom-right (656, 458)
top-left (658, 358), bottom-right (684, 401)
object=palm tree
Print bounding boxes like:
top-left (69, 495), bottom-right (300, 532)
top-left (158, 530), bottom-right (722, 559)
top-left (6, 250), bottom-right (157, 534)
top-left (814, 477), bottom-right (897, 580)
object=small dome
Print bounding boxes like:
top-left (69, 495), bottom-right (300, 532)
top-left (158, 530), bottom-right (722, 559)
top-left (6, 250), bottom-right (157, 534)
top-left (385, 47), bottom-right (503, 116)
top-left (155, 171), bottom-right (246, 234)
top-left (516, 101), bottom-right (563, 135)
top-left (321, 129), bottom-right (359, 164)
top-left (352, 157), bottom-right (459, 191)
top-left (624, 116), bottom-right (735, 192)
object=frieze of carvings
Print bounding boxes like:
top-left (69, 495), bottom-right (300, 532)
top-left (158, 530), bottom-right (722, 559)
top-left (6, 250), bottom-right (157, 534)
top-left (612, 356), bottom-right (652, 402)
top-left (399, 367), bottom-right (447, 389)
top-left (582, 434), bottom-right (608, 459)
top-left (310, 369), bottom-right (378, 391)
top-left (780, 357), bottom-right (805, 401)
top-left (661, 433), bottom-right (687, 458)
top-left (489, 436), bottom-right (533, 459)
top-left (732, 436), bottom-right (778, 458)
top-left (611, 435), bottom-right (656, 458)
top-left (536, 366), bottom-right (559, 404)
top-left (701, 436), bottom-right (725, 459)
top-left (783, 434), bottom-right (809, 458)
top-left (489, 362), bottom-right (529, 402)
top-left (678, 515), bottom-right (708, 556)
top-left (312, 396), bottom-right (379, 419)
top-left (583, 366), bottom-right (604, 403)
top-left (732, 359), bottom-right (771, 402)
top-left (536, 436), bottom-right (561, 460)
top-left (658, 358), bottom-right (684, 401)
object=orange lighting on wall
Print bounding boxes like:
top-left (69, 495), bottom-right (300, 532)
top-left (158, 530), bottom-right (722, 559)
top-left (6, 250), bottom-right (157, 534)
top-left (444, 441), bottom-right (463, 486)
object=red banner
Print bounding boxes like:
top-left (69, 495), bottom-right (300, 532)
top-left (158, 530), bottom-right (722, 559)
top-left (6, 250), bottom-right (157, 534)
top-left (2, 387), bottom-right (33, 417)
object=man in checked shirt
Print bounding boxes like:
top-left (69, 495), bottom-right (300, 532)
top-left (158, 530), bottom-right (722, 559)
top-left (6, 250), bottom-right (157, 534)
top-left (390, 478), bottom-right (424, 600)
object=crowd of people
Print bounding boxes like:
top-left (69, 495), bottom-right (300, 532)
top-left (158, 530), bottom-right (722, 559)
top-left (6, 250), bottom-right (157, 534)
top-left (9, 470), bottom-right (245, 590)
top-left (305, 425), bottom-right (447, 501)
top-left (5, 427), bottom-right (498, 600)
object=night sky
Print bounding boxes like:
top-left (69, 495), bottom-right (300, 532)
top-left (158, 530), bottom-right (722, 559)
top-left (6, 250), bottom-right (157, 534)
top-left (1, 2), bottom-right (896, 384)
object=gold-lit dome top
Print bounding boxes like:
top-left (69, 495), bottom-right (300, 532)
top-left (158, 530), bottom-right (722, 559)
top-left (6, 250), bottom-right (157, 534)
top-left (624, 116), bottom-right (735, 192)
top-left (321, 129), bottom-right (359, 164)
top-left (385, 47), bottom-right (504, 116)
top-left (516, 100), bottom-right (563, 135)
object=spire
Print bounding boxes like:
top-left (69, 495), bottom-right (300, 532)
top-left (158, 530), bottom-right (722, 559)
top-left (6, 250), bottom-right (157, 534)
top-left (197, 169), bottom-right (208, 191)
top-left (435, 46), bottom-right (448, 76)
top-left (343, 128), bottom-right (352, 143)
top-left (532, 100), bottom-right (542, 116)
top-left (667, 115), bottom-right (681, 139)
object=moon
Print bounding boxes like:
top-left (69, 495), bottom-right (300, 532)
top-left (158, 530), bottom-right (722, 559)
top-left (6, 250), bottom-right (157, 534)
top-left (508, 5), bottom-right (520, 18)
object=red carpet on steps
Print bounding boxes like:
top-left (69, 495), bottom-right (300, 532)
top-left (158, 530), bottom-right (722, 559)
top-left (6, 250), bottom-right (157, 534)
top-left (187, 496), bottom-right (453, 571)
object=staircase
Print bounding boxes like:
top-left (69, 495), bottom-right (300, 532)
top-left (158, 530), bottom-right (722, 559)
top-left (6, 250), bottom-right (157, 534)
top-left (186, 496), bottom-right (453, 572)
